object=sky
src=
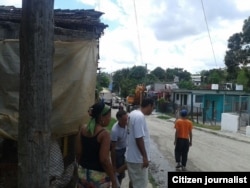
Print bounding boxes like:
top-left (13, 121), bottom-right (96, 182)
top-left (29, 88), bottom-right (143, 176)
top-left (2, 0), bottom-right (250, 74)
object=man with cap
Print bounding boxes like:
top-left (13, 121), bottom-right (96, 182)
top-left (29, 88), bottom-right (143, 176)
top-left (174, 109), bottom-right (193, 171)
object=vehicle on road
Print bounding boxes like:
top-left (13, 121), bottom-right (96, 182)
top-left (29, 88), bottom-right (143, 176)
top-left (111, 96), bottom-right (122, 109)
top-left (99, 88), bottom-right (113, 106)
top-left (125, 84), bottom-right (147, 112)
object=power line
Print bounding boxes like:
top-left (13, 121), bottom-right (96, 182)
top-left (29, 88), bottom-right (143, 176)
top-left (200, 0), bottom-right (217, 68)
top-left (132, 0), bottom-right (143, 65)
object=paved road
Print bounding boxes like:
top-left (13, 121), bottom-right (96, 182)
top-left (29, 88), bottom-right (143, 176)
top-left (111, 109), bottom-right (250, 187)
top-left (147, 112), bottom-right (250, 172)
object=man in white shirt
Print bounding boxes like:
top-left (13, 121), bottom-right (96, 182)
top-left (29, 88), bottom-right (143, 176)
top-left (110, 109), bottom-right (128, 186)
top-left (125, 97), bottom-right (154, 188)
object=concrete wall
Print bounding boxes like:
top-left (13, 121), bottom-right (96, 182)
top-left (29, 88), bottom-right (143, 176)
top-left (246, 126), bottom-right (250, 136)
top-left (221, 113), bottom-right (239, 133)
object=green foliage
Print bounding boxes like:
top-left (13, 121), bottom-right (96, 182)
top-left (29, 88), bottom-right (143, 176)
top-left (193, 122), bottom-right (221, 131)
top-left (157, 115), bottom-right (172, 120)
top-left (237, 68), bottom-right (250, 91)
top-left (225, 16), bottom-right (250, 83)
top-left (165, 68), bottom-right (175, 82)
top-left (129, 65), bottom-right (147, 80)
top-left (200, 68), bottom-right (229, 87)
top-left (155, 116), bottom-right (221, 131)
top-left (208, 69), bottom-right (224, 84)
top-left (96, 72), bottom-right (110, 91)
top-left (178, 80), bottom-right (194, 89)
top-left (145, 73), bottom-right (159, 85)
top-left (111, 66), bottom-right (197, 98)
top-left (112, 67), bottom-right (147, 98)
top-left (149, 173), bottom-right (158, 188)
top-left (179, 70), bottom-right (191, 82)
top-left (157, 97), bottom-right (166, 104)
top-left (112, 68), bottom-right (130, 93)
top-left (150, 67), bottom-right (166, 81)
top-left (237, 68), bottom-right (248, 85)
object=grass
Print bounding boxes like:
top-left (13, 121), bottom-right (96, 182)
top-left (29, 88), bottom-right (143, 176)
top-left (149, 173), bottom-right (159, 188)
top-left (157, 114), bottom-right (172, 120)
top-left (156, 113), bottom-right (221, 131)
top-left (193, 122), bottom-right (221, 131)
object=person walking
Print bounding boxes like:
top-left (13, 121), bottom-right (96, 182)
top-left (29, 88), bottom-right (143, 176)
top-left (125, 97), bottom-right (154, 188)
top-left (75, 101), bottom-right (117, 188)
top-left (110, 109), bottom-right (128, 187)
top-left (118, 102), bottom-right (124, 111)
top-left (174, 109), bottom-right (193, 171)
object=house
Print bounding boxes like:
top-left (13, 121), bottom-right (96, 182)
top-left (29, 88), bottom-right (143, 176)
top-left (0, 6), bottom-right (108, 140)
top-left (191, 74), bottom-right (202, 86)
top-left (0, 6), bottom-right (108, 187)
top-left (172, 89), bottom-right (250, 128)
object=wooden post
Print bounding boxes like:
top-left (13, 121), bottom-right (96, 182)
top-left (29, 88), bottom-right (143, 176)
top-left (18, 1), bottom-right (54, 187)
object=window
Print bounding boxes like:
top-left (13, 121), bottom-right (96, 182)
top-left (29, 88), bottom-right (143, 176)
top-left (184, 95), bottom-right (187, 105)
top-left (176, 94), bottom-right (179, 100)
top-left (195, 95), bottom-right (203, 103)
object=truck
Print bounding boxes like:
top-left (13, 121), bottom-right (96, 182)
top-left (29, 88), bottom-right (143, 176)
top-left (125, 84), bottom-right (147, 112)
top-left (0, 6), bottom-right (107, 187)
top-left (99, 87), bottom-right (113, 106)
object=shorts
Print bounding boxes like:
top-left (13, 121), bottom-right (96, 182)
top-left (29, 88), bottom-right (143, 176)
top-left (115, 148), bottom-right (126, 181)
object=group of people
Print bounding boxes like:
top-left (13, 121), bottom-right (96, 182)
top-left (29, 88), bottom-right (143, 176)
top-left (75, 97), bottom-right (193, 188)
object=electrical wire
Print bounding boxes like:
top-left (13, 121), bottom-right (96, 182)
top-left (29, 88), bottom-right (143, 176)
top-left (201, 0), bottom-right (217, 68)
top-left (132, 0), bottom-right (143, 65)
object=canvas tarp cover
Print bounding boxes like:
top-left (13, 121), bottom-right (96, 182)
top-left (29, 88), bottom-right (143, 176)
top-left (0, 40), bottom-right (98, 140)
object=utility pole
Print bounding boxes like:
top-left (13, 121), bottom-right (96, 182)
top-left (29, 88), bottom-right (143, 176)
top-left (18, 0), bottom-right (54, 187)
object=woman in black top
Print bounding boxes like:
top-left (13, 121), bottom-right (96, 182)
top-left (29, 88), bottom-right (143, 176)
top-left (75, 101), bottom-right (117, 188)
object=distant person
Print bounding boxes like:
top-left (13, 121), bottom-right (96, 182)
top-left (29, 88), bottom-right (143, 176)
top-left (110, 109), bottom-right (128, 186)
top-left (125, 97), bottom-right (154, 188)
top-left (118, 102), bottom-right (124, 111)
top-left (75, 101), bottom-right (117, 188)
top-left (174, 109), bottom-right (193, 171)
top-left (174, 106), bottom-right (180, 122)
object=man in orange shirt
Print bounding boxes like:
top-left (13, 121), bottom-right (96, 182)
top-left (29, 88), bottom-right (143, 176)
top-left (174, 109), bottom-right (193, 171)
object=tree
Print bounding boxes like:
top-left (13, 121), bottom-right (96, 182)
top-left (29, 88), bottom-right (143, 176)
top-left (225, 16), bottom-right (250, 80)
top-left (206, 69), bottom-right (226, 84)
top-left (224, 34), bottom-right (241, 80)
top-left (145, 73), bottom-right (158, 85)
top-left (120, 78), bottom-right (136, 97)
top-left (178, 70), bottom-right (191, 82)
top-left (237, 68), bottom-right (250, 91)
top-left (112, 68), bottom-right (130, 94)
top-left (165, 68), bottom-right (176, 82)
top-left (150, 67), bottom-right (165, 81)
top-left (97, 72), bottom-right (110, 88)
top-left (129, 65), bottom-right (147, 81)
top-left (165, 68), bottom-right (191, 82)
top-left (18, 1), bottom-right (54, 187)
top-left (178, 80), bottom-right (195, 89)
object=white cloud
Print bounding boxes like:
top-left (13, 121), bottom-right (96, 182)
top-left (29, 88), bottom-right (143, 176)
top-left (3, 0), bottom-right (250, 74)
top-left (98, 0), bottom-right (250, 74)
top-left (1, 0), bottom-right (21, 7)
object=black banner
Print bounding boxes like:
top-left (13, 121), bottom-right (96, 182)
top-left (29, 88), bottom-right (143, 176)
top-left (168, 172), bottom-right (250, 188)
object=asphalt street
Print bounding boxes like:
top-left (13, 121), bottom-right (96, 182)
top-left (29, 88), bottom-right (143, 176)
top-left (111, 109), bottom-right (250, 187)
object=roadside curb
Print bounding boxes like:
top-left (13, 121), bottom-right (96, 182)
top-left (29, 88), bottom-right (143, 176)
top-left (194, 126), bottom-right (250, 144)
